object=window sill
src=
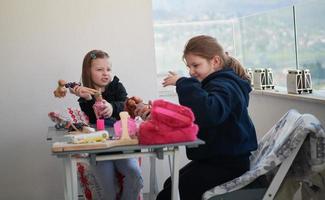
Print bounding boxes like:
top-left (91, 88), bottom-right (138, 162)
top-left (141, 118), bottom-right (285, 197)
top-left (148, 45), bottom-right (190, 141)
top-left (251, 89), bottom-right (325, 105)
top-left (157, 86), bottom-right (325, 105)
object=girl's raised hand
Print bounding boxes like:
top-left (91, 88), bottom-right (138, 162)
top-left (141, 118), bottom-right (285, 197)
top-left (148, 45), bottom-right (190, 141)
top-left (162, 71), bottom-right (180, 87)
top-left (70, 86), bottom-right (95, 100)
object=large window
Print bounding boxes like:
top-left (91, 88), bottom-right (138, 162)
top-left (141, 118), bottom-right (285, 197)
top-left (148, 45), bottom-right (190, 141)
top-left (235, 7), bottom-right (296, 88)
top-left (154, 20), bottom-right (235, 96)
top-left (296, 1), bottom-right (325, 89)
top-left (152, 0), bottom-right (325, 95)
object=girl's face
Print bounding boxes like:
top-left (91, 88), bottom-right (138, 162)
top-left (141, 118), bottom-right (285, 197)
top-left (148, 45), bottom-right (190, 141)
top-left (185, 53), bottom-right (221, 82)
top-left (90, 58), bottom-right (112, 90)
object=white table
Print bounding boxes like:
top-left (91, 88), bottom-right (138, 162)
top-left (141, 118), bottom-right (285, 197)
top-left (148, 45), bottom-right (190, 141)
top-left (47, 127), bottom-right (204, 200)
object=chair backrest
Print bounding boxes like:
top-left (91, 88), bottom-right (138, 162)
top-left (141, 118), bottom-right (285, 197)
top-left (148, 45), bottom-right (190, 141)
top-left (250, 109), bottom-right (305, 171)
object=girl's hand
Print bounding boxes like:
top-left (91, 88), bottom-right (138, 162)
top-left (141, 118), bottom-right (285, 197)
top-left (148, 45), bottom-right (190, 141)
top-left (70, 86), bottom-right (95, 100)
top-left (162, 71), bottom-right (180, 87)
top-left (98, 100), bottom-right (113, 118)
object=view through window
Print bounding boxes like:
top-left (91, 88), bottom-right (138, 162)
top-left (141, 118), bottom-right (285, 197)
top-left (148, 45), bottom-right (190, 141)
top-left (152, 0), bottom-right (325, 96)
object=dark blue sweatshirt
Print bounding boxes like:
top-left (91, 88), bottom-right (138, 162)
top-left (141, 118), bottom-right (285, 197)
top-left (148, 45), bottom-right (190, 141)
top-left (176, 68), bottom-right (257, 161)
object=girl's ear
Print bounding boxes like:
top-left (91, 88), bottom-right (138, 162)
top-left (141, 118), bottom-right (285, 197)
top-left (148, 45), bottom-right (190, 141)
top-left (211, 55), bottom-right (222, 69)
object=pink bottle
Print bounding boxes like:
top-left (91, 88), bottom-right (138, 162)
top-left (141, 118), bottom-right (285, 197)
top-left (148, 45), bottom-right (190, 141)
top-left (96, 119), bottom-right (105, 131)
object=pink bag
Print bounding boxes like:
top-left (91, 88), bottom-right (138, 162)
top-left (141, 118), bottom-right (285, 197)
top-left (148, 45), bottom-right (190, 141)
top-left (139, 99), bottom-right (198, 145)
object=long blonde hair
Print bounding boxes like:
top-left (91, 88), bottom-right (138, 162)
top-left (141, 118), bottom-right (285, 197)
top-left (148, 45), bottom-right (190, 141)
top-left (183, 35), bottom-right (250, 81)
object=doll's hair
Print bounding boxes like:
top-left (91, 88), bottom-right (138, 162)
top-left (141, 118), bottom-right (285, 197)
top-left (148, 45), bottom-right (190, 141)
top-left (82, 50), bottom-right (109, 88)
top-left (183, 35), bottom-right (250, 81)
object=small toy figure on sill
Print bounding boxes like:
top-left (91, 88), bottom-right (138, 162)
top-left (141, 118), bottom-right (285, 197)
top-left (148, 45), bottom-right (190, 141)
top-left (253, 68), bottom-right (275, 90)
top-left (287, 69), bottom-right (313, 94)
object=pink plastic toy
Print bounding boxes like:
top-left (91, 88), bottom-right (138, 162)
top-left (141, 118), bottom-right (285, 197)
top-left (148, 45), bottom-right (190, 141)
top-left (114, 118), bottom-right (137, 137)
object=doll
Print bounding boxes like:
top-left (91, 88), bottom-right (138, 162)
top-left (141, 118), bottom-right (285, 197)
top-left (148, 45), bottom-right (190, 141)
top-left (53, 79), bottom-right (98, 98)
top-left (124, 96), bottom-right (151, 120)
top-left (92, 91), bottom-right (106, 119)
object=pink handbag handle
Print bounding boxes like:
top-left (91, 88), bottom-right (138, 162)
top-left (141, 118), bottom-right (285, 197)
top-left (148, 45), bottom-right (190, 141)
top-left (154, 106), bottom-right (191, 123)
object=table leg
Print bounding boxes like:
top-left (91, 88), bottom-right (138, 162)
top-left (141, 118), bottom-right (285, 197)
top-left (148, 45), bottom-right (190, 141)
top-left (149, 156), bottom-right (158, 200)
top-left (171, 147), bottom-right (180, 200)
top-left (63, 156), bottom-right (78, 200)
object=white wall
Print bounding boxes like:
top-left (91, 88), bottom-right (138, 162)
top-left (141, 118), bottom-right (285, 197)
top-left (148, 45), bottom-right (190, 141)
top-left (249, 92), bottom-right (325, 139)
top-left (0, 0), bottom-right (157, 199)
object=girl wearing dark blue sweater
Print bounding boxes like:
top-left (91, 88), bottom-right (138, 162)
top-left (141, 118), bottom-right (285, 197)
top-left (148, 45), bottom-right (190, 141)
top-left (157, 35), bottom-right (258, 200)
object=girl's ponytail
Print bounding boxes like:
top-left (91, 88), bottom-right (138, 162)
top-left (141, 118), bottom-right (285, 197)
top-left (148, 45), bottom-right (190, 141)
top-left (226, 56), bottom-right (251, 82)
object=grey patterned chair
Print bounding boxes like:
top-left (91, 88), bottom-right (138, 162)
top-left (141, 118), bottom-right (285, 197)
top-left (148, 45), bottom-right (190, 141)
top-left (202, 109), bottom-right (325, 200)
